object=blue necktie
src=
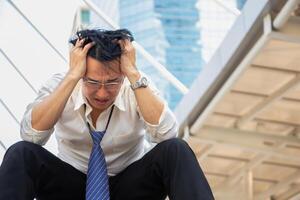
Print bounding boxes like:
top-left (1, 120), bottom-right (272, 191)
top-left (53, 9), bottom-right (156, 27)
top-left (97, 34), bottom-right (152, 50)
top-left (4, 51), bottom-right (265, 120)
top-left (86, 106), bottom-right (114, 200)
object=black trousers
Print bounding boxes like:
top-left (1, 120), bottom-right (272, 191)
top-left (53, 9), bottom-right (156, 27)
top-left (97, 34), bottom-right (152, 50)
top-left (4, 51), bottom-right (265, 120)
top-left (0, 138), bottom-right (214, 200)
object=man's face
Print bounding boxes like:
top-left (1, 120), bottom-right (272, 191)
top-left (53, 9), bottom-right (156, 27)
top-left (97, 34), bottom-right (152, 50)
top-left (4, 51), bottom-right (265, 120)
top-left (82, 56), bottom-right (124, 113)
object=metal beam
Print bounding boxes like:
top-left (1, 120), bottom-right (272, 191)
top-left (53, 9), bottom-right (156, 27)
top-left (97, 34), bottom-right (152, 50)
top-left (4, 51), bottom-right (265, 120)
top-left (255, 117), bottom-right (300, 127)
top-left (7, 0), bottom-right (67, 62)
top-left (263, 161), bottom-right (300, 169)
top-left (0, 141), bottom-right (6, 151)
top-left (273, 0), bottom-right (300, 29)
top-left (214, 142), bottom-right (286, 191)
top-left (290, 193), bottom-right (300, 200)
top-left (0, 49), bottom-right (37, 94)
top-left (0, 99), bottom-right (20, 125)
top-left (233, 89), bottom-right (300, 103)
top-left (251, 63), bottom-right (300, 74)
top-left (205, 171), bottom-right (278, 184)
top-left (231, 89), bottom-right (268, 98)
top-left (190, 126), bottom-right (300, 163)
top-left (212, 0), bottom-right (241, 16)
top-left (215, 154), bottom-right (264, 189)
top-left (194, 126), bottom-right (300, 146)
top-left (245, 170), bottom-right (254, 200)
top-left (198, 145), bottom-right (214, 162)
top-left (208, 154), bottom-right (249, 162)
top-left (193, 137), bottom-right (300, 163)
top-left (269, 31), bottom-right (300, 44)
top-left (213, 111), bottom-right (300, 127)
top-left (275, 184), bottom-right (300, 200)
top-left (255, 171), bottom-right (300, 199)
top-left (237, 73), bottom-right (300, 127)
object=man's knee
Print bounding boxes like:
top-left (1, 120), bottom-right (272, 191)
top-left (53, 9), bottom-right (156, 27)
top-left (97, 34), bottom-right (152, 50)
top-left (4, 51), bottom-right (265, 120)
top-left (5, 141), bottom-right (41, 159)
top-left (160, 138), bottom-right (189, 148)
top-left (159, 138), bottom-right (192, 156)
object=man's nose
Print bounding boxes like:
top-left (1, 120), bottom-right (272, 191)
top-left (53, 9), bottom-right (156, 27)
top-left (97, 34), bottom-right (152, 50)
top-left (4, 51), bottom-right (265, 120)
top-left (95, 86), bottom-right (109, 97)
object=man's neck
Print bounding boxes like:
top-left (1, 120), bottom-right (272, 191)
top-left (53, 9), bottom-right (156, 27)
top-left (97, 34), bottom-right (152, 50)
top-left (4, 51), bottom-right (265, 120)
top-left (90, 109), bottom-right (102, 128)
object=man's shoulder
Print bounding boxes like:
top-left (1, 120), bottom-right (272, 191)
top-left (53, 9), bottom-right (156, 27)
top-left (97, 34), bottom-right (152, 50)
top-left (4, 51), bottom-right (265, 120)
top-left (43, 71), bottom-right (67, 86)
top-left (51, 71), bottom-right (68, 81)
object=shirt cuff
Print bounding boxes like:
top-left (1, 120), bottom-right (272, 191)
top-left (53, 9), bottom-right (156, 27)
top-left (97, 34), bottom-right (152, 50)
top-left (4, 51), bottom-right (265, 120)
top-left (20, 109), bottom-right (53, 145)
top-left (141, 103), bottom-right (178, 141)
top-left (142, 103), bottom-right (167, 127)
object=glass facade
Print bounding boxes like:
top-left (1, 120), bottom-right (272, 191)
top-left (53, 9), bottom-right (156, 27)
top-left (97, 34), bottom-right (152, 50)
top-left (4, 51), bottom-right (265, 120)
top-left (119, 0), bottom-right (170, 101)
top-left (120, 0), bottom-right (201, 109)
top-left (154, 0), bottom-right (202, 109)
top-left (236, 0), bottom-right (247, 10)
top-left (81, 9), bottom-right (90, 25)
top-left (197, 0), bottom-right (239, 63)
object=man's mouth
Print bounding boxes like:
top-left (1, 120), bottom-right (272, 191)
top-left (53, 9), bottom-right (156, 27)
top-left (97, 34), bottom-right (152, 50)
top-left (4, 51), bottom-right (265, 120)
top-left (94, 99), bottom-right (110, 105)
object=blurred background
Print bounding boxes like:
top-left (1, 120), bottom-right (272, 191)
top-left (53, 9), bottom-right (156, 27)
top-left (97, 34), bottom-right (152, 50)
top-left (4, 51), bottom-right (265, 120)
top-left (1, 0), bottom-right (300, 199)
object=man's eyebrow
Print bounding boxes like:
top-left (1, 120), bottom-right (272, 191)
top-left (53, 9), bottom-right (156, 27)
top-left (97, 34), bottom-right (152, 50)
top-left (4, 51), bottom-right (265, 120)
top-left (85, 77), bottom-right (98, 82)
top-left (85, 77), bottom-right (121, 82)
top-left (106, 77), bottom-right (121, 82)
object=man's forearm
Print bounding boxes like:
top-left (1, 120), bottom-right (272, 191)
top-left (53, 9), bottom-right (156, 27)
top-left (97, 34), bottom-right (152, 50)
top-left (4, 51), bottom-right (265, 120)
top-left (117, 39), bottom-right (164, 125)
top-left (128, 71), bottom-right (164, 125)
top-left (31, 74), bottom-right (80, 131)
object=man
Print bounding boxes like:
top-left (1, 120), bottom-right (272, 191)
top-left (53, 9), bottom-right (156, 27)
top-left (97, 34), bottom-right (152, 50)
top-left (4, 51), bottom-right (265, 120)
top-left (0, 29), bottom-right (214, 200)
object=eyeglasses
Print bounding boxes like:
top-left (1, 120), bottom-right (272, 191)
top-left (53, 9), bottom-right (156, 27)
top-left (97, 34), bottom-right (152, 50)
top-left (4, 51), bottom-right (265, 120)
top-left (83, 77), bottom-right (123, 91)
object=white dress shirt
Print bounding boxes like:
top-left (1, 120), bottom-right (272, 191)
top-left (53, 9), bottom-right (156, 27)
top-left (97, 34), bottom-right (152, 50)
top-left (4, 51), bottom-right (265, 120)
top-left (20, 72), bottom-right (178, 176)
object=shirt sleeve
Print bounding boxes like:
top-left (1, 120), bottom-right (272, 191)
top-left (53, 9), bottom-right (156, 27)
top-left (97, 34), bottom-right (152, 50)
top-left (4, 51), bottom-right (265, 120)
top-left (140, 101), bottom-right (178, 143)
top-left (20, 73), bottom-right (65, 145)
top-left (134, 74), bottom-right (179, 143)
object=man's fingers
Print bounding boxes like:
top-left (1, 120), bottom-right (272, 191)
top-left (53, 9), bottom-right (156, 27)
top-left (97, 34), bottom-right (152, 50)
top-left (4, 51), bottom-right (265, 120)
top-left (118, 39), bottom-right (133, 52)
top-left (117, 39), bottom-right (125, 50)
top-left (71, 39), bottom-right (83, 52)
top-left (124, 39), bottom-right (131, 45)
top-left (82, 41), bottom-right (95, 53)
top-left (75, 38), bottom-right (84, 46)
top-left (74, 38), bottom-right (80, 46)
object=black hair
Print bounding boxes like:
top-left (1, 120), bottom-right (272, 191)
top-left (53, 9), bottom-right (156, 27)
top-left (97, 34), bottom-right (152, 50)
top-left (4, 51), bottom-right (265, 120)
top-left (69, 29), bottom-right (134, 62)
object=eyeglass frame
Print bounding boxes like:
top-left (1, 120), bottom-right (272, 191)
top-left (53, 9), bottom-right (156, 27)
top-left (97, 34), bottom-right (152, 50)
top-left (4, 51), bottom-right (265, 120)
top-left (82, 76), bottom-right (124, 90)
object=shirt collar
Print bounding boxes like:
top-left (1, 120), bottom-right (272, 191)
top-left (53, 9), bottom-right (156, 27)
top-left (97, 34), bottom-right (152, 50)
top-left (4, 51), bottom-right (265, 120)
top-left (72, 81), bottom-right (126, 112)
top-left (113, 86), bottom-right (126, 111)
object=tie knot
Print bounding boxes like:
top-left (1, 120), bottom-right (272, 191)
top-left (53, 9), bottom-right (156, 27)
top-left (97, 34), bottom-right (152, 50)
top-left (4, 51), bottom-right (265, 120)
top-left (90, 131), bottom-right (105, 144)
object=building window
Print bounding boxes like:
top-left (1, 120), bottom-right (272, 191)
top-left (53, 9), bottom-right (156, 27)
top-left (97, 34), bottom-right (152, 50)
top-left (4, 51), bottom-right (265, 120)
top-left (81, 9), bottom-right (90, 24)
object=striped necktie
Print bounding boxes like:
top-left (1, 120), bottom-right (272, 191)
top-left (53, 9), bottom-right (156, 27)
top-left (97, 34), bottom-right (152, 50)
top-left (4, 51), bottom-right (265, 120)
top-left (86, 106), bottom-right (114, 200)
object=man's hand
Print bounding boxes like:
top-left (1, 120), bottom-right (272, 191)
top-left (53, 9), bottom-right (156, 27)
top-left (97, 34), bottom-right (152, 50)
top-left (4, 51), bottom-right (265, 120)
top-left (31, 37), bottom-right (95, 131)
top-left (118, 39), bottom-right (140, 82)
top-left (68, 38), bottom-right (95, 80)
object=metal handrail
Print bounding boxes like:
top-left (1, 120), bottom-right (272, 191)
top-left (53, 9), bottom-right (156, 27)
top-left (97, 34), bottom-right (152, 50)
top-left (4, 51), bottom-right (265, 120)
top-left (0, 99), bottom-right (20, 126)
top-left (0, 141), bottom-right (6, 151)
top-left (83, 0), bottom-right (189, 94)
top-left (7, 0), bottom-right (67, 63)
top-left (273, 0), bottom-right (300, 29)
top-left (0, 49), bottom-right (37, 94)
top-left (212, 0), bottom-right (241, 16)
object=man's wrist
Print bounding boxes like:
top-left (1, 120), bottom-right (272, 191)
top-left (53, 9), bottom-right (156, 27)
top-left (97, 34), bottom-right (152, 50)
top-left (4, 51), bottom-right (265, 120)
top-left (65, 72), bottom-right (82, 83)
top-left (126, 69), bottom-right (141, 84)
